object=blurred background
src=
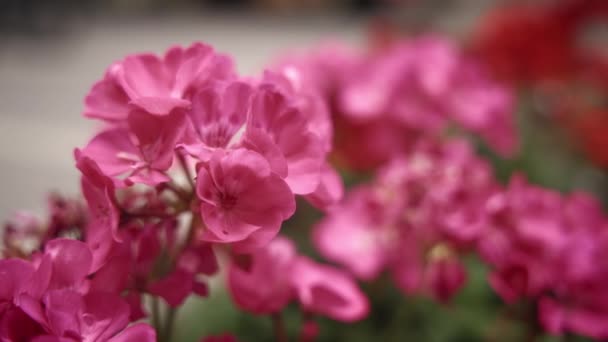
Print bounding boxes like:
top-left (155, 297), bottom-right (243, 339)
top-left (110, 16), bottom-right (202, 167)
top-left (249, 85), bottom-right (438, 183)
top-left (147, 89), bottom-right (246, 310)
top-left (0, 0), bottom-right (502, 219)
top-left (1, 1), bottom-right (607, 341)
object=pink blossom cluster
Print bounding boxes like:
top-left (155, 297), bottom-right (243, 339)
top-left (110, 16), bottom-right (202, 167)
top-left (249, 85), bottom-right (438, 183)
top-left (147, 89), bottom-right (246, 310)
top-left (0, 237), bottom-right (155, 341)
top-left (479, 176), bottom-right (608, 339)
top-left (0, 42), bottom-right (361, 341)
top-left (2, 34), bottom-right (607, 341)
top-left (274, 36), bottom-right (516, 170)
top-left (80, 42), bottom-right (342, 249)
top-left (314, 138), bottom-right (497, 303)
top-left (228, 236), bottom-right (368, 322)
top-left (314, 136), bottom-right (608, 338)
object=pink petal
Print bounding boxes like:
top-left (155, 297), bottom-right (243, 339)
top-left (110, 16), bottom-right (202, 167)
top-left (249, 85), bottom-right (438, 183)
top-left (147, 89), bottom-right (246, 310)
top-left (108, 323), bottom-right (157, 342)
top-left (117, 54), bottom-right (172, 101)
top-left (290, 256), bottom-right (369, 322)
top-left (148, 269), bottom-right (194, 307)
top-left (44, 239), bottom-right (92, 290)
top-left (228, 237), bottom-right (296, 314)
top-left (84, 73), bottom-right (131, 121)
top-left (304, 163), bottom-right (344, 210)
top-left (43, 289), bottom-right (83, 337)
top-left (81, 292), bottom-right (130, 341)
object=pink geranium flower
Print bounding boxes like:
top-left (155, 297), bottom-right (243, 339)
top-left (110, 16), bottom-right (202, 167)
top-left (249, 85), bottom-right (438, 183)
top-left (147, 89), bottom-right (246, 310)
top-left (314, 139), bottom-right (496, 302)
top-left (228, 236), bottom-right (296, 314)
top-left (84, 43), bottom-right (234, 120)
top-left (183, 78), bottom-right (338, 208)
top-left (227, 236), bottom-right (369, 322)
top-left (313, 186), bottom-right (388, 280)
top-left (196, 149), bottom-right (295, 248)
top-left (245, 82), bottom-right (325, 195)
top-left (290, 256), bottom-right (369, 322)
top-left (181, 81), bottom-right (251, 159)
top-left (0, 237), bottom-right (155, 341)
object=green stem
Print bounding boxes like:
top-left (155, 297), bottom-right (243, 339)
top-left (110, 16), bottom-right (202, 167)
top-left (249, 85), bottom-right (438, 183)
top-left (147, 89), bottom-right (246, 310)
top-left (298, 312), bottom-right (317, 342)
top-left (161, 307), bottom-right (178, 342)
top-left (151, 296), bottom-right (163, 339)
top-left (272, 313), bottom-right (288, 342)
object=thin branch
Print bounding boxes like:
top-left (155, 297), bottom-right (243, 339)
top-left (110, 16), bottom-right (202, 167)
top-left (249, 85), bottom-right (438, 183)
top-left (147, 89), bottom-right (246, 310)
top-left (151, 296), bottom-right (163, 340)
top-left (272, 313), bottom-right (288, 342)
top-left (162, 307), bottom-right (178, 342)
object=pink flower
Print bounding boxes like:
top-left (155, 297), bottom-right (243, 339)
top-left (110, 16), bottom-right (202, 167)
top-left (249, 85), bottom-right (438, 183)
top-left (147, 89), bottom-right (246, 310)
top-left (228, 236), bottom-right (369, 322)
top-left (106, 323), bottom-right (157, 342)
top-left (183, 78), bottom-right (336, 205)
top-left (196, 149), bottom-right (295, 248)
top-left (0, 237), bottom-right (155, 341)
top-left (84, 42), bottom-right (234, 120)
top-left (79, 108), bottom-right (186, 187)
top-left (245, 83), bottom-right (325, 195)
top-left (301, 36), bottom-right (517, 169)
top-left (478, 176), bottom-right (571, 301)
top-left (313, 186), bottom-right (388, 280)
top-left (261, 69), bottom-right (332, 152)
top-left (258, 71), bottom-right (344, 208)
top-left (476, 174), bottom-right (608, 339)
top-left (536, 227), bottom-right (608, 338)
top-left (181, 81), bottom-right (251, 159)
top-left (270, 42), bottom-right (360, 101)
top-left (446, 63), bottom-right (516, 156)
top-left (0, 259), bottom-right (47, 340)
top-left (303, 164), bottom-right (344, 211)
top-left (36, 290), bottom-right (155, 341)
top-left (228, 236), bottom-right (296, 314)
top-left (425, 256), bottom-right (467, 303)
top-left (290, 256), bottom-right (369, 322)
top-left (315, 139), bottom-right (494, 302)
top-left (364, 37), bottom-right (516, 156)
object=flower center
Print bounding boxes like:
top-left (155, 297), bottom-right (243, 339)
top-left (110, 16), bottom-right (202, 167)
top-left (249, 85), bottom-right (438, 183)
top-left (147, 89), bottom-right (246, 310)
top-left (219, 193), bottom-right (238, 210)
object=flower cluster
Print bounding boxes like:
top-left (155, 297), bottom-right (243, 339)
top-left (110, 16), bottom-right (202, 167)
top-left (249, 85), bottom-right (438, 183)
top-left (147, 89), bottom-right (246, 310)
top-left (228, 236), bottom-right (368, 322)
top-left (274, 36), bottom-right (516, 170)
top-left (0, 42), bottom-right (359, 342)
top-left (2, 12), bottom-right (608, 341)
top-left (0, 238), bottom-right (155, 341)
top-left (315, 144), bottom-right (608, 339)
top-left (479, 176), bottom-right (608, 339)
top-left (314, 139), bottom-right (497, 303)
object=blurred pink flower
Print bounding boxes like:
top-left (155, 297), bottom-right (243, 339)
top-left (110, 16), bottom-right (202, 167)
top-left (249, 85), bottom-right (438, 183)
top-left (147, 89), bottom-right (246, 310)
top-left (228, 236), bottom-right (369, 322)
top-left (0, 238), bottom-right (155, 341)
top-left (315, 139), bottom-right (496, 302)
top-left (291, 256), bottom-right (369, 322)
top-left (228, 236), bottom-right (297, 314)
